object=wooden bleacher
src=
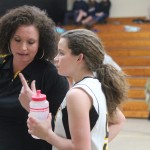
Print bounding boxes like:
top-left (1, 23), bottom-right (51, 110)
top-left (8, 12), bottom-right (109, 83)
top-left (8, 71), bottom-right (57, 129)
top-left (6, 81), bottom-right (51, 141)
top-left (63, 17), bottom-right (150, 118)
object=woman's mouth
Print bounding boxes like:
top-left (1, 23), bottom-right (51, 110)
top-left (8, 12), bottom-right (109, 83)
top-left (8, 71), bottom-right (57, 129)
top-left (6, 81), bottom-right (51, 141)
top-left (18, 53), bottom-right (28, 56)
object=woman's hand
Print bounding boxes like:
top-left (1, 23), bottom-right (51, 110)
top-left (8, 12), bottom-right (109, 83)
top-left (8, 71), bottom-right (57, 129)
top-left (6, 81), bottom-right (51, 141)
top-left (19, 73), bottom-right (36, 112)
top-left (27, 113), bottom-right (52, 140)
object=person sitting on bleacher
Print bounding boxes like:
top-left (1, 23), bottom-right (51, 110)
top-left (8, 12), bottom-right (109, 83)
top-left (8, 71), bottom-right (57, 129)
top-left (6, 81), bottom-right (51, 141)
top-left (145, 79), bottom-right (150, 120)
top-left (63, 0), bottom-right (88, 25)
top-left (81, 0), bottom-right (99, 26)
top-left (82, 0), bottom-right (111, 29)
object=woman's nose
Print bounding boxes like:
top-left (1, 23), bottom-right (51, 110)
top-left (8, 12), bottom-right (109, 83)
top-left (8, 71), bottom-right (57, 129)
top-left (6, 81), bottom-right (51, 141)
top-left (21, 43), bottom-right (27, 51)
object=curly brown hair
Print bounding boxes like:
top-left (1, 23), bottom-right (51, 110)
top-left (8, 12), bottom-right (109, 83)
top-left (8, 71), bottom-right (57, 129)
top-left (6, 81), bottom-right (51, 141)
top-left (0, 5), bottom-right (59, 61)
top-left (61, 29), bottom-right (129, 117)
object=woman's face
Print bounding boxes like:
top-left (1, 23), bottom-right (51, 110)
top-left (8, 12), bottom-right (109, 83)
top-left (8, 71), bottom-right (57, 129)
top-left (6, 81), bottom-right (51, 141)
top-left (54, 38), bottom-right (79, 77)
top-left (10, 25), bottom-right (39, 64)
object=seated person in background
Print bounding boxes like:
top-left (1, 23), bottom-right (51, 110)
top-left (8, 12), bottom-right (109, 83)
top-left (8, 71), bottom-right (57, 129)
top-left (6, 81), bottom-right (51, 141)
top-left (82, 0), bottom-right (111, 28)
top-left (145, 79), bottom-right (150, 120)
top-left (81, 0), bottom-right (99, 26)
top-left (63, 0), bottom-right (88, 25)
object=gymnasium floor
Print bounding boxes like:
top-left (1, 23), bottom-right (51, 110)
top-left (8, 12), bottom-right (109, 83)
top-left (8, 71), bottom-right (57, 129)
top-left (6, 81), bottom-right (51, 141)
top-left (109, 118), bottom-right (150, 150)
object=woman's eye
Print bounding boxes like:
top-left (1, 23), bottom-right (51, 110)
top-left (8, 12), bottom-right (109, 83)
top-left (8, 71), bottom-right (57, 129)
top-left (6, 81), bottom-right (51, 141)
top-left (15, 38), bottom-right (20, 42)
top-left (28, 41), bottom-right (35, 45)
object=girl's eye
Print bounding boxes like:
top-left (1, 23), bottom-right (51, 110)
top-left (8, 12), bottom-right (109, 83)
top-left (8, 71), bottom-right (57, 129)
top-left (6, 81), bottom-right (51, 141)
top-left (59, 51), bottom-right (64, 56)
top-left (58, 50), bottom-right (64, 55)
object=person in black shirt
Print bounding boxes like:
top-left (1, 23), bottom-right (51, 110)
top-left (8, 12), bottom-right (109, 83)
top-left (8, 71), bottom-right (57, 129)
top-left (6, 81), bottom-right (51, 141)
top-left (73, 0), bottom-right (89, 24)
top-left (81, 0), bottom-right (100, 26)
top-left (0, 5), bottom-right (69, 150)
top-left (97, 0), bottom-right (111, 22)
top-left (63, 0), bottom-right (89, 25)
top-left (82, 0), bottom-right (111, 28)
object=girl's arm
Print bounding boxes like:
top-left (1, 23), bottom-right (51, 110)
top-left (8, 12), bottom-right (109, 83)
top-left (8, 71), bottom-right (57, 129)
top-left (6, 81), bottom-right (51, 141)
top-left (27, 88), bottom-right (92, 150)
top-left (108, 108), bottom-right (126, 142)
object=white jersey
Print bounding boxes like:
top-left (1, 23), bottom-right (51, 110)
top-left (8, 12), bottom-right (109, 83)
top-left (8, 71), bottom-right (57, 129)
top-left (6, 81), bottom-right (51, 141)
top-left (53, 77), bottom-right (108, 150)
top-left (104, 54), bottom-right (122, 71)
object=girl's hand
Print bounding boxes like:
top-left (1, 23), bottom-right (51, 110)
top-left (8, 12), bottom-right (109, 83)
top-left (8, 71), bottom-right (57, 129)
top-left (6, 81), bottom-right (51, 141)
top-left (27, 113), bottom-right (52, 140)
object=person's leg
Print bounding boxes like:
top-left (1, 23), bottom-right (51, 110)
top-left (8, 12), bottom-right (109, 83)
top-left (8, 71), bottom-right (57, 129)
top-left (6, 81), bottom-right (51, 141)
top-left (64, 11), bottom-right (73, 25)
top-left (89, 14), bottom-right (108, 26)
top-left (81, 16), bottom-right (93, 25)
top-left (76, 10), bottom-right (87, 23)
top-left (82, 15), bottom-right (97, 29)
top-left (73, 11), bottom-right (79, 24)
top-left (97, 14), bottom-right (108, 23)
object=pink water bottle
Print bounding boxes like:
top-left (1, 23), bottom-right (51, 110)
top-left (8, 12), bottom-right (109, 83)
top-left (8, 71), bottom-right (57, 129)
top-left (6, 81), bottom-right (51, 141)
top-left (29, 90), bottom-right (49, 139)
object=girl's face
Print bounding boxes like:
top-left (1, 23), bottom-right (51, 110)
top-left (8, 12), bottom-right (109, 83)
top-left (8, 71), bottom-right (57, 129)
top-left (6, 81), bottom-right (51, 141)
top-left (54, 38), bottom-right (79, 77)
top-left (10, 25), bottom-right (39, 65)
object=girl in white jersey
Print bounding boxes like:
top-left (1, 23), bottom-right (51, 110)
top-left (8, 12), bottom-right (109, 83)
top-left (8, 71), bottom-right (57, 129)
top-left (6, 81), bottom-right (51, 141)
top-left (26, 29), bottom-right (128, 150)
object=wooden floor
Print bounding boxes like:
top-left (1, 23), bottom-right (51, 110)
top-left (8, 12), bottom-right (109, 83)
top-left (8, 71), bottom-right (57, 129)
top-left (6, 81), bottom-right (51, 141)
top-left (63, 17), bottom-right (150, 118)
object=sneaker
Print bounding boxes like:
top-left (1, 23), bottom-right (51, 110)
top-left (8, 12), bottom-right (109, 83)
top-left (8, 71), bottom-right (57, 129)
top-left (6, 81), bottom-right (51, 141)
top-left (85, 24), bottom-right (93, 30)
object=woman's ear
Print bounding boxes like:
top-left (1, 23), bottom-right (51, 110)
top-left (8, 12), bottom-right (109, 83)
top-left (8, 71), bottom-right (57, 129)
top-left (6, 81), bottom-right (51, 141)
top-left (77, 53), bottom-right (84, 62)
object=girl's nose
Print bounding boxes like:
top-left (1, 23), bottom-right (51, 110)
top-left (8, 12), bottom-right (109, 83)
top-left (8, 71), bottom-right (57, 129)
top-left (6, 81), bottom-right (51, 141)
top-left (54, 54), bottom-right (58, 61)
top-left (54, 54), bottom-right (59, 65)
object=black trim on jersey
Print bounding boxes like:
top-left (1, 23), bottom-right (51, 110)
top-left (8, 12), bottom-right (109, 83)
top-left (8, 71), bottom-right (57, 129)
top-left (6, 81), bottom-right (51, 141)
top-left (62, 107), bottom-right (71, 139)
top-left (89, 106), bottom-right (99, 130)
top-left (62, 105), bottom-right (99, 138)
top-left (73, 76), bottom-right (95, 86)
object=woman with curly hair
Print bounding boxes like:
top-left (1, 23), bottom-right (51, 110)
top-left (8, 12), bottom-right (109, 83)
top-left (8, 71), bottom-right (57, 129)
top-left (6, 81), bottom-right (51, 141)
top-left (0, 5), bottom-right (69, 150)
